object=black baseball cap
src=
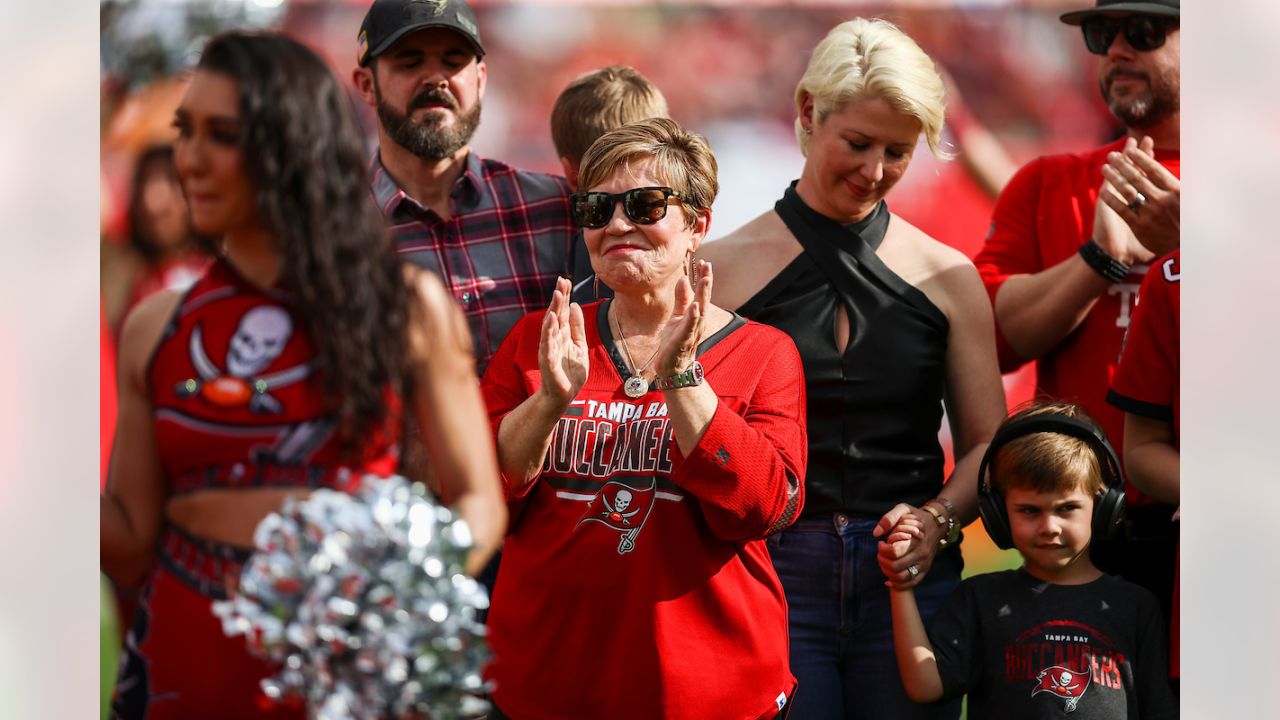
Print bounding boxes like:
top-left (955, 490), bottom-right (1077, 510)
top-left (1061, 0), bottom-right (1179, 26)
top-left (357, 0), bottom-right (485, 67)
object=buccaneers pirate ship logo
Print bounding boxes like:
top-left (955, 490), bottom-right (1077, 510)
top-left (576, 479), bottom-right (656, 555)
top-left (1032, 665), bottom-right (1092, 712)
top-left (174, 305), bottom-right (312, 414)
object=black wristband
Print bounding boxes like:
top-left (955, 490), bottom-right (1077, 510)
top-left (1078, 238), bottom-right (1132, 283)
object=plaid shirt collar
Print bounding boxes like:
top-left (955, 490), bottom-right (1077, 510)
top-left (368, 150), bottom-right (484, 221)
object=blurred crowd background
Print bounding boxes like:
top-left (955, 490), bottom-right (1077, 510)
top-left (101, 0), bottom-right (1123, 332)
top-left (98, 1), bottom-right (1129, 691)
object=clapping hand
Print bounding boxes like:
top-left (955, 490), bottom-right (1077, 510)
top-left (1099, 136), bottom-right (1180, 257)
top-left (654, 259), bottom-right (713, 377)
top-left (536, 277), bottom-right (588, 408)
top-left (1094, 178), bottom-right (1154, 268)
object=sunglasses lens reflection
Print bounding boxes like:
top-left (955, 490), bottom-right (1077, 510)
top-left (572, 193), bottom-right (615, 228)
top-left (625, 190), bottom-right (671, 224)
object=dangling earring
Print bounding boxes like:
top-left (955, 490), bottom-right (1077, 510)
top-left (593, 275), bottom-right (601, 300)
top-left (686, 250), bottom-right (699, 287)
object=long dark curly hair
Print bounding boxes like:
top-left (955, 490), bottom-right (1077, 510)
top-left (197, 32), bottom-right (408, 451)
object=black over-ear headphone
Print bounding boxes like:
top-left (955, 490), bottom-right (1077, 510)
top-left (977, 414), bottom-right (1126, 551)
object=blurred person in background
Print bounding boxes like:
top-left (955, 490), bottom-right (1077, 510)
top-left (935, 67), bottom-right (1019, 201)
top-left (548, 64), bottom-right (669, 304)
top-left (350, 0), bottom-right (575, 375)
top-left (973, 0), bottom-right (1180, 634)
top-left (102, 145), bottom-right (211, 332)
top-left (100, 31), bottom-right (504, 718)
top-left (701, 18), bottom-right (1006, 720)
top-left (481, 118), bottom-right (806, 720)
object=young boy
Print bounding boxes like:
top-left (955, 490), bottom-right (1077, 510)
top-left (549, 65), bottom-right (668, 303)
top-left (880, 403), bottom-right (1178, 718)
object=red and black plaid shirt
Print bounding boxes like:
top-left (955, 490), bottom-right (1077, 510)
top-left (371, 152), bottom-right (574, 373)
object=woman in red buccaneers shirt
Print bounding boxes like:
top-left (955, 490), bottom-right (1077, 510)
top-left (481, 118), bottom-right (807, 720)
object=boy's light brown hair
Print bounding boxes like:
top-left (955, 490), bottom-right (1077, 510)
top-left (550, 65), bottom-right (669, 167)
top-left (990, 402), bottom-right (1106, 498)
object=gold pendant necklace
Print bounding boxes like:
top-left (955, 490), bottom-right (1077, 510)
top-left (611, 310), bottom-right (660, 399)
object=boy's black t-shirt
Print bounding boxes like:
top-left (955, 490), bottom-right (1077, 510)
top-left (929, 569), bottom-right (1177, 719)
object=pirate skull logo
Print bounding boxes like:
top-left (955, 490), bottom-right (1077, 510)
top-left (614, 490), bottom-right (633, 512)
top-left (577, 479), bottom-right (661, 555)
top-left (602, 488), bottom-right (641, 525)
top-left (1032, 664), bottom-right (1091, 712)
top-left (227, 306), bottom-right (292, 377)
top-left (175, 305), bottom-right (312, 414)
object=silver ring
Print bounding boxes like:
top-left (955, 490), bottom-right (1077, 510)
top-left (907, 564), bottom-right (920, 579)
top-left (1128, 191), bottom-right (1147, 211)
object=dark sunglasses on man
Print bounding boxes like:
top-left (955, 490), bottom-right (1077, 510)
top-left (570, 186), bottom-right (684, 229)
top-left (1081, 15), bottom-right (1177, 54)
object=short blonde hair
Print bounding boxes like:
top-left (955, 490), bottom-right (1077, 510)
top-left (991, 402), bottom-right (1106, 498)
top-left (794, 18), bottom-right (948, 158)
top-left (551, 65), bottom-right (669, 166)
top-left (577, 117), bottom-right (718, 228)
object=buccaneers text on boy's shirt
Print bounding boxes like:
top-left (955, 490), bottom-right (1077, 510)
top-left (929, 570), bottom-right (1177, 719)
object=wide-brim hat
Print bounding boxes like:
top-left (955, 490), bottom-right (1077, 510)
top-left (358, 0), bottom-right (485, 67)
top-left (1061, 0), bottom-right (1179, 26)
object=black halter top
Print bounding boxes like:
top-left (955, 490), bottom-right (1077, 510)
top-left (738, 183), bottom-right (949, 517)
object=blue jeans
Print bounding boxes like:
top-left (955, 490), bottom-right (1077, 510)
top-left (767, 514), bottom-right (963, 720)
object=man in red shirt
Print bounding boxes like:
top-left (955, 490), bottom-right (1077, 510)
top-left (973, 0), bottom-right (1181, 625)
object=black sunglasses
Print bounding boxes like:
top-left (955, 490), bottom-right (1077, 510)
top-left (1081, 16), bottom-right (1176, 55)
top-left (570, 186), bottom-right (683, 229)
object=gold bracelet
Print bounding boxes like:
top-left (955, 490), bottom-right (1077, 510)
top-left (922, 503), bottom-right (958, 548)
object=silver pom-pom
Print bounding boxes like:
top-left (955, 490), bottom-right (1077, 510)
top-left (213, 475), bottom-right (490, 719)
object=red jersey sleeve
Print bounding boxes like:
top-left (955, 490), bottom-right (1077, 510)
top-left (669, 327), bottom-right (808, 542)
top-left (480, 312), bottom-right (545, 501)
top-left (1108, 252), bottom-right (1180, 424)
top-left (974, 158), bottom-right (1049, 372)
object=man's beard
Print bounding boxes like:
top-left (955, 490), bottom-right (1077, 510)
top-left (376, 84), bottom-right (481, 161)
top-left (1101, 67), bottom-right (1179, 130)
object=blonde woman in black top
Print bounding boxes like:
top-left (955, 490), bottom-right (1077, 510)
top-left (700, 18), bottom-right (1006, 720)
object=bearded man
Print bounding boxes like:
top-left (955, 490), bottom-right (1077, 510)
top-left (974, 0), bottom-right (1180, 640)
top-left (352, 0), bottom-right (574, 374)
